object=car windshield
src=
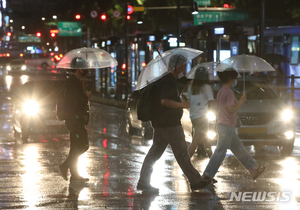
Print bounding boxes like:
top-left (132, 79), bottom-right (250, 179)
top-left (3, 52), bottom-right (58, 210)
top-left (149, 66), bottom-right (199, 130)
top-left (10, 60), bottom-right (25, 65)
top-left (233, 78), bottom-right (278, 100)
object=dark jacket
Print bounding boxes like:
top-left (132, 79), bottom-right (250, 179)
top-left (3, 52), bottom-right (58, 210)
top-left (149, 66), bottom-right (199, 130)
top-left (65, 75), bottom-right (89, 125)
top-left (151, 73), bottom-right (183, 128)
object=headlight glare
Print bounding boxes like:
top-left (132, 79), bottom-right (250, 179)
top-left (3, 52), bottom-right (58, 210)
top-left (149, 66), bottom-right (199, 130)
top-left (206, 111), bottom-right (216, 122)
top-left (21, 65), bottom-right (26, 70)
top-left (284, 131), bottom-right (294, 139)
top-left (22, 100), bottom-right (39, 116)
top-left (6, 66), bottom-right (11, 71)
top-left (207, 130), bottom-right (217, 140)
top-left (281, 109), bottom-right (293, 121)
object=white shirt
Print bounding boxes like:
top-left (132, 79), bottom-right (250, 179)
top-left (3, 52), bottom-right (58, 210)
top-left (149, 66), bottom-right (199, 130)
top-left (187, 84), bottom-right (214, 120)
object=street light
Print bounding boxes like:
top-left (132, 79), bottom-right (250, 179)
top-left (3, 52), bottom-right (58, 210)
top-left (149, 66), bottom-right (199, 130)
top-left (192, 2), bottom-right (198, 15)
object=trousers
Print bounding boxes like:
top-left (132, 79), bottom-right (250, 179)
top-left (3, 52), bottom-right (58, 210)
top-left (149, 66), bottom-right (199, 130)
top-left (138, 125), bottom-right (201, 186)
top-left (61, 121), bottom-right (89, 177)
top-left (203, 124), bottom-right (258, 178)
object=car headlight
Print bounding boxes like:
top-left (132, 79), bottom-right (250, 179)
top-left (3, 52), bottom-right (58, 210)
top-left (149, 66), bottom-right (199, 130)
top-left (22, 100), bottom-right (39, 116)
top-left (6, 66), bottom-right (11, 71)
top-left (21, 65), bottom-right (26, 70)
top-left (206, 111), bottom-right (216, 122)
top-left (207, 130), bottom-right (217, 140)
top-left (281, 109), bottom-right (293, 121)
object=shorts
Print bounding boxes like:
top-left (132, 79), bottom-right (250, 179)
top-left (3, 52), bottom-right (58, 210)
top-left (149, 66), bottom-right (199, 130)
top-left (191, 116), bottom-right (208, 134)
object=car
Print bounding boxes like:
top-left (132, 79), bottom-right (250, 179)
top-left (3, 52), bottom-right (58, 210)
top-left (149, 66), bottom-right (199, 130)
top-left (126, 75), bottom-right (295, 155)
top-left (23, 53), bottom-right (56, 70)
top-left (6, 59), bottom-right (29, 75)
top-left (11, 80), bottom-right (69, 142)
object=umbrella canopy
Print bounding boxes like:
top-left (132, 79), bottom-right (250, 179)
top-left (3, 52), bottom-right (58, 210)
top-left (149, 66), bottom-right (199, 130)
top-left (214, 54), bottom-right (275, 72)
top-left (56, 47), bottom-right (118, 69)
top-left (136, 47), bottom-right (203, 90)
top-left (214, 54), bottom-right (275, 93)
top-left (263, 53), bottom-right (289, 64)
top-left (186, 62), bottom-right (218, 80)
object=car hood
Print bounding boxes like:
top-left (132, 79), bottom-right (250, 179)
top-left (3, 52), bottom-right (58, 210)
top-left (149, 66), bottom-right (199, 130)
top-left (238, 99), bottom-right (286, 114)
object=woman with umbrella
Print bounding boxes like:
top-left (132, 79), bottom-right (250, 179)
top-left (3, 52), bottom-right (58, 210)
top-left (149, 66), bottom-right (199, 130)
top-left (202, 68), bottom-right (266, 182)
top-left (187, 66), bottom-right (215, 158)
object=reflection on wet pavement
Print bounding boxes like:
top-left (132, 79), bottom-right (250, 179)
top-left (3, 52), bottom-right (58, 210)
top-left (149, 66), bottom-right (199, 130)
top-left (0, 100), bottom-right (300, 209)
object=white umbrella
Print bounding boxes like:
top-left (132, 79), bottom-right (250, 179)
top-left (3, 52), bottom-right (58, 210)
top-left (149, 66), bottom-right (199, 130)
top-left (186, 62), bottom-right (218, 80)
top-left (56, 47), bottom-right (118, 69)
top-left (136, 47), bottom-right (203, 90)
top-left (214, 54), bottom-right (275, 93)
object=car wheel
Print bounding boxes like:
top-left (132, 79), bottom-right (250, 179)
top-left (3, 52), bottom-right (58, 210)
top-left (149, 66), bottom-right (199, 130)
top-left (126, 118), bottom-right (135, 135)
top-left (280, 140), bottom-right (294, 155)
top-left (196, 141), bottom-right (207, 157)
top-left (41, 63), bottom-right (48, 70)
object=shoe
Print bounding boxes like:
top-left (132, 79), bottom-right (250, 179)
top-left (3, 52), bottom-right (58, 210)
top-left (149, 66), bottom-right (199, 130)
top-left (190, 179), bottom-right (212, 191)
top-left (57, 165), bottom-right (68, 181)
top-left (251, 166), bottom-right (266, 180)
top-left (201, 175), bottom-right (218, 183)
top-left (70, 176), bottom-right (89, 183)
top-left (137, 182), bottom-right (159, 192)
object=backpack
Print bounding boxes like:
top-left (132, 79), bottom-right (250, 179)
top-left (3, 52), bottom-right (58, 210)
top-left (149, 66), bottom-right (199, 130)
top-left (56, 84), bottom-right (68, 121)
top-left (137, 82), bottom-right (159, 122)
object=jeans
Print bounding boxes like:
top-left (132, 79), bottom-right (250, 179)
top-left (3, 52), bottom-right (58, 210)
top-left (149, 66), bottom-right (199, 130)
top-left (138, 125), bottom-right (201, 186)
top-left (203, 124), bottom-right (258, 178)
top-left (61, 121), bottom-right (89, 177)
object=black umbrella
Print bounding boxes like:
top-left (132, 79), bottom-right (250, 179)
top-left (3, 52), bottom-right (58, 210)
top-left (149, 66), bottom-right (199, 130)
top-left (263, 53), bottom-right (289, 64)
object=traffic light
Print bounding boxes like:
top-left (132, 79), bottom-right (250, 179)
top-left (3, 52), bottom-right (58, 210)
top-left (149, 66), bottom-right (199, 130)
top-left (6, 32), bottom-right (12, 37)
top-left (127, 15), bottom-right (131, 20)
top-left (100, 14), bottom-right (107, 21)
top-left (36, 32), bottom-right (42, 37)
top-left (75, 14), bottom-right (81, 20)
top-left (51, 33), bottom-right (56, 38)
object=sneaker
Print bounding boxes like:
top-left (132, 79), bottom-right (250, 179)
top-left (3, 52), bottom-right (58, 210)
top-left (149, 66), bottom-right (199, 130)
top-left (190, 179), bottom-right (212, 191)
top-left (137, 182), bottom-right (159, 192)
top-left (70, 176), bottom-right (89, 183)
top-left (57, 165), bottom-right (68, 181)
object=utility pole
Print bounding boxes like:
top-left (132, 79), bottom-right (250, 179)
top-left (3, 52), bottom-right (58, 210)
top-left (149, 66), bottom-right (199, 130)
top-left (260, 0), bottom-right (265, 56)
top-left (0, 0), bottom-right (3, 52)
top-left (177, 0), bottom-right (180, 47)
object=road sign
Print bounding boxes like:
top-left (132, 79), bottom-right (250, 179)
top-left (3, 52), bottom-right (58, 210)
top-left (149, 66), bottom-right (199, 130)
top-left (90, 10), bottom-right (98, 18)
top-left (194, 11), bottom-right (248, 26)
top-left (196, 0), bottom-right (211, 6)
top-left (133, 6), bottom-right (144, 12)
top-left (127, 5), bottom-right (133, 14)
top-left (113, 10), bottom-right (120, 18)
top-left (58, 22), bottom-right (82, 37)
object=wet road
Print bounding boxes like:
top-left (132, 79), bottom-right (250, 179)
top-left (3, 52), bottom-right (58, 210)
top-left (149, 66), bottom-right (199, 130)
top-left (0, 73), bottom-right (300, 209)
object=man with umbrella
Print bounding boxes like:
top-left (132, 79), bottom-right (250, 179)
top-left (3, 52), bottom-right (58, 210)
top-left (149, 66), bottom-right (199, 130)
top-left (137, 54), bottom-right (212, 192)
top-left (57, 57), bottom-right (92, 182)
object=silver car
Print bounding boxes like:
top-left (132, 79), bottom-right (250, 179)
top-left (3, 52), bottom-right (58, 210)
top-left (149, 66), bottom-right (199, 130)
top-left (126, 76), bottom-right (295, 155)
top-left (181, 76), bottom-right (295, 155)
top-left (6, 59), bottom-right (28, 74)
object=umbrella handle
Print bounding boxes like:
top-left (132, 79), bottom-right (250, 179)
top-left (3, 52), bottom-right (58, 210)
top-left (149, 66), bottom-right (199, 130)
top-left (243, 71), bottom-right (245, 94)
top-left (157, 49), bottom-right (168, 69)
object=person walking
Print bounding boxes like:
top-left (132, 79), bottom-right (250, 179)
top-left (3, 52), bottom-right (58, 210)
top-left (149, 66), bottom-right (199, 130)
top-left (202, 68), bottom-right (265, 182)
top-left (58, 57), bottom-right (92, 183)
top-left (187, 67), bottom-right (215, 158)
top-left (137, 54), bottom-right (212, 192)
